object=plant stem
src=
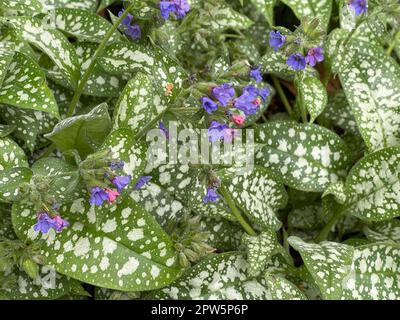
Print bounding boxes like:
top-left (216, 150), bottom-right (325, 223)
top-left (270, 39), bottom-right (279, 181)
top-left (271, 75), bottom-right (293, 116)
top-left (315, 210), bottom-right (345, 243)
top-left (219, 184), bottom-right (257, 236)
top-left (66, 3), bottom-right (135, 118)
top-left (387, 30), bottom-right (400, 56)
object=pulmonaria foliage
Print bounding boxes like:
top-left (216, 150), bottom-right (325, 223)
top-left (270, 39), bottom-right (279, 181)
top-left (1, 0), bottom-right (400, 302)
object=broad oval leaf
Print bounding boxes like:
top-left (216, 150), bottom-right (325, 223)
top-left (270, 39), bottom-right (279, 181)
top-left (255, 121), bottom-right (351, 192)
top-left (0, 167), bottom-right (32, 203)
top-left (0, 136), bottom-right (28, 170)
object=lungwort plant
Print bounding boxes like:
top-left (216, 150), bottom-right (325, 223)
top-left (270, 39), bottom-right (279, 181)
top-left (0, 0), bottom-right (399, 301)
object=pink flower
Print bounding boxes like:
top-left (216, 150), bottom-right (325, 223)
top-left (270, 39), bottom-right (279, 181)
top-left (105, 188), bottom-right (120, 203)
top-left (231, 114), bottom-right (245, 126)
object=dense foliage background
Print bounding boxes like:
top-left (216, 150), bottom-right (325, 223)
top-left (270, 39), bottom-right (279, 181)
top-left (0, 0), bottom-right (400, 300)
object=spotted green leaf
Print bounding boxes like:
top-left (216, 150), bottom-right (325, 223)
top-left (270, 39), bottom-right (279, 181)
top-left (54, 8), bottom-right (122, 43)
top-left (265, 275), bottom-right (307, 300)
top-left (12, 194), bottom-right (182, 291)
top-left (0, 167), bottom-right (32, 203)
top-left (295, 75), bottom-right (328, 123)
top-left (250, 0), bottom-right (276, 25)
top-left (288, 236), bottom-right (354, 299)
top-left (1, 16), bottom-right (80, 87)
top-left (149, 253), bottom-right (272, 299)
top-left (322, 181), bottom-right (347, 204)
top-left (0, 52), bottom-right (59, 118)
top-left (207, 2), bottom-right (253, 32)
top-left (0, 124), bottom-right (14, 138)
top-left (255, 121), bottom-right (351, 192)
top-left (38, 0), bottom-right (97, 10)
top-left (0, 42), bottom-right (15, 89)
top-left (0, 137), bottom-right (28, 170)
top-left (113, 73), bottom-right (168, 136)
top-left (220, 166), bottom-right (287, 230)
top-left (338, 44), bottom-right (400, 151)
top-left (45, 103), bottom-right (111, 158)
top-left (0, 0), bottom-right (43, 12)
top-left (280, 0), bottom-right (332, 30)
top-left (242, 229), bottom-right (280, 276)
top-left (288, 204), bottom-right (326, 232)
top-left (363, 220), bottom-right (400, 243)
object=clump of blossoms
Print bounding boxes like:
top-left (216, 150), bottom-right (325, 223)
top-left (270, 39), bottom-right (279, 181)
top-left (33, 206), bottom-right (69, 235)
top-left (269, 18), bottom-right (326, 71)
top-left (159, 0), bottom-right (190, 20)
top-left (348, 0), bottom-right (368, 16)
top-left (118, 9), bottom-right (141, 39)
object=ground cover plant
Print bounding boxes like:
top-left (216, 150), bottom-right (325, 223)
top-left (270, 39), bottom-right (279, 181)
top-left (0, 0), bottom-right (400, 300)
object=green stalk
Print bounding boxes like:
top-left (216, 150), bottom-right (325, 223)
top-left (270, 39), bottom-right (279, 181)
top-left (66, 2), bottom-right (136, 117)
top-left (387, 30), bottom-right (400, 56)
top-left (314, 210), bottom-right (345, 242)
top-left (271, 75), bottom-right (293, 116)
top-left (219, 184), bottom-right (257, 236)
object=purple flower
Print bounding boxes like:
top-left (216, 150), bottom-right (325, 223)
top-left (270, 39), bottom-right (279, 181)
top-left (203, 187), bottom-right (220, 203)
top-left (286, 53), bottom-right (306, 70)
top-left (125, 24), bottom-right (141, 39)
top-left (112, 175), bottom-right (132, 192)
top-left (118, 9), bottom-right (134, 27)
top-left (133, 176), bottom-right (152, 190)
top-left (201, 96), bottom-right (218, 114)
top-left (269, 31), bottom-right (286, 51)
top-left (89, 187), bottom-right (109, 206)
top-left (110, 160), bottom-right (125, 170)
top-left (52, 215), bottom-right (69, 233)
top-left (33, 213), bottom-right (56, 234)
top-left (212, 83), bottom-right (235, 106)
top-left (305, 47), bottom-right (324, 67)
top-left (349, 0), bottom-right (367, 16)
top-left (250, 66), bottom-right (263, 83)
top-left (234, 86), bottom-right (260, 116)
top-left (258, 86), bottom-right (270, 101)
top-left (208, 121), bottom-right (229, 143)
top-left (159, 121), bottom-right (169, 139)
top-left (160, 0), bottom-right (190, 20)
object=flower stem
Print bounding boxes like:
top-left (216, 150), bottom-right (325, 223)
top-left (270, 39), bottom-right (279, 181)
top-left (66, 3), bottom-right (135, 118)
top-left (314, 210), bottom-right (345, 243)
top-left (219, 184), bottom-right (257, 236)
top-left (387, 30), bottom-right (400, 56)
top-left (271, 75), bottom-right (293, 116)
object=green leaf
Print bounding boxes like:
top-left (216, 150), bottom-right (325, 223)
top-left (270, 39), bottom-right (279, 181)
top-left (255, 121), bottom-right (351, 192)
top-left (288, 204), bottom-right (326, 232)
top-left (0, 0), bottom-right (43, 12)
top-left (0, 124), bottom-right (15, 138)
top-left (0, 167), bottom-right (32, 203)
top-left (338, 44), bottom-right (400, 151)
top-left (38, 0), bottom-right (97, 11)
top-left (322, 181), bottom-right (347, 204)
top-left (295, 75), bottom-right (328, 123)
top-left (219, 166), bottom-right (287, 230)
top-left (0, 52), bottom-right (59, 118)
top-left (288, 236), bottom-right (354, 299)
top-left (265, 275), bottom-right (307, 300)
top-left (149, 253), bottom-right (272, 299)
top-left (250, 0), bottom-right (276, 25)
top-left (0, 42), bottom-right (15, 89)
top-left (54, 8), bottom-right (122, 43)
top-left (12, 195), bottom-right (182, 291)
top-left (45, 103), bottom-right (111, 158)
top-left (0, 137), bottom-right (28, 170)
top-left (114, 73), bottom-right (168, 136)
top-left (207, 2), bottom-right (253, 32)
top-left (280, 0), bottom-right (332, 30)
top-left (341, 146), bottom-right (400, 221)
top-left (323, 91), bottom-right (360, 136)
top-left (1, 16), bottom-right (80, 87)
top-left (242, 229), bottom-right (280, 276)
top-left (363, 220), bottom-right (400, 243)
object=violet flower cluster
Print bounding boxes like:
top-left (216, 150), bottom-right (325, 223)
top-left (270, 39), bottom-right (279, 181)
top-left (160, 0), bottom-right (190, 20)
top-left (33, 209), bottom-right (69, 235)
top-left (118, 9), bottom-right (141, 40)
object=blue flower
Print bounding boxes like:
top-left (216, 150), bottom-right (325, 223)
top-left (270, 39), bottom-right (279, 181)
top-left (159, 121), bottom-right (169, 139)
top-left (208, 121), bottom-right (229, 143)
top-left (89, 187), bottom-right (109, 206)
top-left (33, 213), bottom-right (56, 234)
top-left (118, 9), bottom-right (134, 27)
top-left (112, 175), bottom-right (132, 192)
top-left (125, 24), bottom-right (141, 39)
top-left (258, 86), bottom-right (270, 102)
top-left (250, 66), bottom-right (263, 83)
top-left (269, 31), bottom-right (286, 51)
top-left (212, 83), bottom-right (235, 106)
top-left (110, 160), bottom-right (125, 170)
top-left (133, 176), bottom-right (152, 190)
top-left (203, 187), bottom-right (220, 203)
top-left (234, 86), bottom-right (260, 116)
top-left (160, 0), bottom-right (190, 20)
top-left (286, 53), bottom-right (306, 70)
top-left (349, 0), bottom-right (367, 16)
top-left (305, 47), bottom-right (324, 67)
top-left (201, 96), bottom-right (218, 114)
